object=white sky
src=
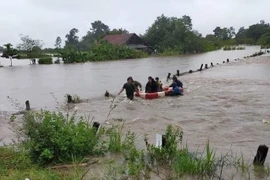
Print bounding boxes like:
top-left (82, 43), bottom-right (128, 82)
top-left (0, 0), bottom-right (269, 48)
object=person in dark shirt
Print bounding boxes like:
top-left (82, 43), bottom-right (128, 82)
top-left (118, 77), bottom-right (138, 100)
top-left (170, 76), bottom-right (183, 88)
top-left (145, 76), bottom-right (158, 93)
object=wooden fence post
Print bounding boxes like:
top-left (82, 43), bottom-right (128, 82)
top-left (25, 100), bottom-right (30, 111)
top-left (253, 145), bottom-right (268, 166)
top-left (92, 122), bottom-right (101, 134)
top-left (67, 95), bottom-right (72, 103)
top-left (176, 70), bottom-right (180, 76)
top-left (167, 73), bottom-right (171, 81)
top-left (199, 64), bottom-right (203, 71)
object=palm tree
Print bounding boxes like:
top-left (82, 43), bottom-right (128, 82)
top-left (3, 43), bottom-right (17, 67)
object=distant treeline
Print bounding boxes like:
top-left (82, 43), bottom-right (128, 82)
top-left (206, 20), bottom-right (270, 48)
top-left (44, 16), bottom-right (270, 55)
top-left (2, 15), bottom-right (270, 64)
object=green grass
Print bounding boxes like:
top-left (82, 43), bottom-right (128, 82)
top-left (3, 110), bottom-right (270, 179)
top-left (0, 146), bottom-right (84, 180)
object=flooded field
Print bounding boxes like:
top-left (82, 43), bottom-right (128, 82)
top-left (1, 46), bottom-right (270, 178)
top-left (0, 46), bottom-right (261, 112)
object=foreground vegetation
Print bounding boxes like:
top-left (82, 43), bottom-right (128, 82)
top-left (1, 109), bottom-right (270, 180)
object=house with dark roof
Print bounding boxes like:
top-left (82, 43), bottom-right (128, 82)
top-left (102, 33), bottom-right (151, 53)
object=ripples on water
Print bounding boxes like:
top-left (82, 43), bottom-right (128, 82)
top-left (68, 56), bottom-right (270, 160)
top-left (1, 47), bottom-right (270, 165)
top-left (0, 46), bottom-right (262, 111)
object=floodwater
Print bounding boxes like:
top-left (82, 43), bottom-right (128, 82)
top-left (0, 46), bottom-right (262, 112)
top-left (1, 46), bottom-right (270, 172)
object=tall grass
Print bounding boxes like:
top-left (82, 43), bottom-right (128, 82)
top-left (2, 109), bottom-right (270, 179)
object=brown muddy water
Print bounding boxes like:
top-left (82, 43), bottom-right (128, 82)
top-left (1, 46), bottom-right (270, 174)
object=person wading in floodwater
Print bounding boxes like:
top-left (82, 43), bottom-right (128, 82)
top-left (118, 77), bottom-right (139, 100)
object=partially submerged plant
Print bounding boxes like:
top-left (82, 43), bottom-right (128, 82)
top-left (65, 94), bottom-right (82, 104)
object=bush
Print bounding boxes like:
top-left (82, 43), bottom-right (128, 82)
top-left (21, 111), bottom-right (103, 165)
top-left (65, 94), bottom-right (81, 103)
top-left (223, 46), bottom-right (245, 51)
top-left (38, 57), bottom-right (53, 64)
top-left (87, 41), bottom-right (147, 61)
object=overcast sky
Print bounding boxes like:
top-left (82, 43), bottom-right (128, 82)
top-left (0, 0), bottom-right (269, 48)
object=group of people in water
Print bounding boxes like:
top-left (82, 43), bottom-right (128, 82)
top-left (118, 75), bottom-right (183, 100)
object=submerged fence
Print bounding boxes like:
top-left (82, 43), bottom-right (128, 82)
top-left (167, 50), bottom-right (269, 81)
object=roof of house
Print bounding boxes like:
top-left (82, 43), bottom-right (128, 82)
top-left (102, 33), bottom-right (135, 45)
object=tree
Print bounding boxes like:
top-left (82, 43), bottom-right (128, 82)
top-left (17, 35), bottom-right (43, 59)
top-left (55, 37), bottom-right (62, 49)
top-left (80, 21), bottom-right (111, 50)
top-left (257, 32), bottom-right (270, 47)
top-left (55, 37), bottom-right (62, 61)
top-left (221, 28), bottom-right (230, 40)
top-left (90, 20), bottom-right (110, 39)
top-left (65, 28), bottom-right (79, 47)
top-left (1, 43), bottom-right (18, 66)
top-left (246, 21), bottom-right (270, 41)
top-left (228, 27), bottom-right (235, 39)
top-left (236, 27), bottom-right (247, 39)
top-left (205, 34), bottom-right (217, 42)
top-left (181, 15), bottom-right (192, 30)
top-left (108, 28), bottom-right (129, 35)
top-left (143, 14), bottom-right (209, 54)
top-left (213, 27), bottom-right (223, 39)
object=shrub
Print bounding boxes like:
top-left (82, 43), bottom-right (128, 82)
top-left (38, 57), bottom-right (53, 64)
top-left (87, 41), bottom-right (147, 61)
top-left (65, 94), bottom-right (81, 104)
top-left (223, 46), bottom-right (245, 51)
top-left (20, 111), bottom-right (103, 165)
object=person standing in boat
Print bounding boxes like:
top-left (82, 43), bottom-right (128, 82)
top-left (145, 76), bottom-right (158, 93)
top-left (118, 77), bottom-right (138, 100)
top-left (155, 77), bottom-right (163, 92)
